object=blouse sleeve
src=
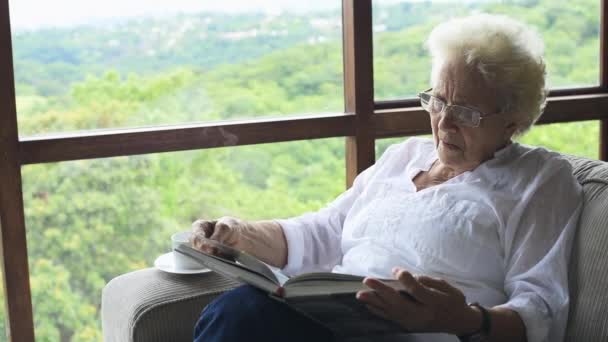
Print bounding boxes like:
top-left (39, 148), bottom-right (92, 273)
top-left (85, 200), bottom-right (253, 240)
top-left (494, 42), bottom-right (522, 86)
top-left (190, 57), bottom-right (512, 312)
top-left (495, 156), bottom-right (583, 342)
top-left (275, 163), bottom-right (376, 275)
top-left (275, 142), bottom-right (406, 276)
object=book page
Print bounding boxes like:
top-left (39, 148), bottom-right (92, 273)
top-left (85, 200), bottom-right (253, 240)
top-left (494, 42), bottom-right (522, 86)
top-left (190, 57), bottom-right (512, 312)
top-left (174, 244), bottom-right (280, 289)
top-left (283, 276), bottom-right (406, 299)
top-left (286, 272), bottom-right (364, 285)
top-left (268, 265), bottom-right (290, 286)
top-left (194, 237), bottom-right (280, 285)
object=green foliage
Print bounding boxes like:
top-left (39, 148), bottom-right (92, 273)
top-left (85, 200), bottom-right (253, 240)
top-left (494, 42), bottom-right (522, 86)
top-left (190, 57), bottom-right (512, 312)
top-left (517, 121), bottom-right (599, 159)
top-left (373, 0), bottom-right (600, 99)
top-left (21, 157), bottom-right (175, 341)
top-left (29, 259), bottom-right (101, 342)
top-left (17, 141), bottom-right (344, 342)
top-left (11, 11), bottom-right (341, 97)
top-left (1, 1), bottom-right (601, 341)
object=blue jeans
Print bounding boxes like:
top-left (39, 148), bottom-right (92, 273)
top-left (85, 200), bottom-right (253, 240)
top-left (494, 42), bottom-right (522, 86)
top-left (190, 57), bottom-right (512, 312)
top-left (194, 285), bottom-right (335, 342)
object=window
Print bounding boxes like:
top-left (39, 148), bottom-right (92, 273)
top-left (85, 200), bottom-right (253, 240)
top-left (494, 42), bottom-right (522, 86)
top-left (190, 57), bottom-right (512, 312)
top-left (377, 120), bottom-right (600, 162)
top-left (373, 0), bottom-right (601, 100)
top-left (518, 121), bottom-right (600, 158)
top-left (1, 1), bottom-right (607, 340)
top-left (11, 1), bottom-right (344, 136)
top-left (16, 139), bottom-right (343, 339)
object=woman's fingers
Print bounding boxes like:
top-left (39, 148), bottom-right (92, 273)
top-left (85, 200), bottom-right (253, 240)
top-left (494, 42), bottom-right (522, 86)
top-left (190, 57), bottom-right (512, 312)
top-left (356, 289), bottom-right (386, 308)
top-left (359, 268), bottom-right (470, 333)
top-left (357, 279), bottom-right (417, 331)
top-left (190, 231), bottom-right (216, 253)
top-left (190, 230), bottom-right (206, 249)
top-left (191, 217), bottom-right (240, 245)
top-left (189, 236), bottom-right (235, 260)
top-left (392, 268), bottom-right (436, 304)
top-left (416, 275), bottom-right (464, 299)
top-left (200, 245), bottom-right (219, 255)
top-left (190, 219), bottom-right (223, 253)
top-left (361, 278), bottom-right (419, 313)
top-left (191, 219), bottom-right (217, 238)
top-left (210, 220), bottom-right (233, 242)
top-left (190, 217), bottom-right (244, 260)
top-left (360, 279), bottom-right (395, 307)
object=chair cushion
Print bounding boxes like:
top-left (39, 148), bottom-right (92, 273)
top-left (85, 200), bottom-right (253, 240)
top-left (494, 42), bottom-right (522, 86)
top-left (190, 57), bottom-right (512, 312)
top-left (563, 156), bottom-right (608, 341)
top-left (101, 268), bottom-right (239, 342)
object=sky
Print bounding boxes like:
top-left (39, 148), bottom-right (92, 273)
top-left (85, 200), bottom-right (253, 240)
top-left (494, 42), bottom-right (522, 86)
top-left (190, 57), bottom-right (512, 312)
top-left (9, 0), bottom-right (344, 30)
top-left (8, 0), bottom-right (427, 30)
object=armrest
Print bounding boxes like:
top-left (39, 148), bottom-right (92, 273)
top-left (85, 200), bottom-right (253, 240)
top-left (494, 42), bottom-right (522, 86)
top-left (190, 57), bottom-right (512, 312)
top-left (101, 268), bottom-right (239, 342)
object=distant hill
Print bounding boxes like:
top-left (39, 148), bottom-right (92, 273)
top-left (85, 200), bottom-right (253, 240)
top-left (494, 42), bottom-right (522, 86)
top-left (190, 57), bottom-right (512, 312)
top-left (11, 0), bottom-right (600, 105)
top-left (12, 10), bottom-right (342, 96)
top-left (10, 1), bottom-right (471, 97)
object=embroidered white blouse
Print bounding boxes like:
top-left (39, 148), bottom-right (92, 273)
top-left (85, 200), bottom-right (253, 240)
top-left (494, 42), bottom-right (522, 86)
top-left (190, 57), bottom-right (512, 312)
top-left (276, 137), bottom-right (583, 342)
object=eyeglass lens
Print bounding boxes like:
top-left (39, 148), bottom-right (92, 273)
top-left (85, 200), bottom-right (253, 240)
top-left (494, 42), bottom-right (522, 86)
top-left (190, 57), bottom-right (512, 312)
top-left (420, 94), bottom-right (481, 127)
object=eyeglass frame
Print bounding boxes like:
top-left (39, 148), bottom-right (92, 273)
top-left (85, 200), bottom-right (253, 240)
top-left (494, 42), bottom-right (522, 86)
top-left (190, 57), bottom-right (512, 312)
top-left (417, 88), bottom-right (502, 128)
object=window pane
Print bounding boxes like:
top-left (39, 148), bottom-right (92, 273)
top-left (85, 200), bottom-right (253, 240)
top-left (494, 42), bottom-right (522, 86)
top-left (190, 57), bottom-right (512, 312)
top-left (376, 122), bottom-right (598, 161)
top-left (373, 0), bottom-right (600, 100)
top-left (375, 136), bottom-right (417, 160)
top-left (517, 121), bottom-right (599, 159)
top-left (11, 1), bottom-right (343, 136)
top-left (21, 138), bottom-right (344, 340)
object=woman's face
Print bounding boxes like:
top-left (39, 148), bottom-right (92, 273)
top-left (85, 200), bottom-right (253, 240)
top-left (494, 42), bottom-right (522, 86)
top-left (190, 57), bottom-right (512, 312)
top-left (431, 61), bottom-right (516, 171)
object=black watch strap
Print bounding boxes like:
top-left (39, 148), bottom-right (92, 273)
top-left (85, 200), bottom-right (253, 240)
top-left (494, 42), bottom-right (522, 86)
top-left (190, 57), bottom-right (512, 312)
top-left (458, 303), bottom-right (491, 342)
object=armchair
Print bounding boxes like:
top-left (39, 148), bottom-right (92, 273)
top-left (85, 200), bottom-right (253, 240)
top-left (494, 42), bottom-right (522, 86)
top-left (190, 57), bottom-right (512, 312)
top-left (102, 154), bottom-right (608, 341)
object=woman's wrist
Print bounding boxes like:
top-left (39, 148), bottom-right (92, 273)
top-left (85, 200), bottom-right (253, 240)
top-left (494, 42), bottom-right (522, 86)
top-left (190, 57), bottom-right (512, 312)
top-left (240, 220), bottom-right (287, 268)
top-left (452, 304), bottom-right (483, 336)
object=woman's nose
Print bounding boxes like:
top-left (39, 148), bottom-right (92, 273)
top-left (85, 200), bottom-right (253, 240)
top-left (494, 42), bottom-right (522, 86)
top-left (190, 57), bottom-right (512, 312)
top-left (437, 108), bottom-right (458, 131)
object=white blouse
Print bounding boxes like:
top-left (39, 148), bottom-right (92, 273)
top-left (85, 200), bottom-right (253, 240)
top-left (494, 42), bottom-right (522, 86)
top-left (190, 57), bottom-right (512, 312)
top-left (276, 137), bottom-right (583, 342)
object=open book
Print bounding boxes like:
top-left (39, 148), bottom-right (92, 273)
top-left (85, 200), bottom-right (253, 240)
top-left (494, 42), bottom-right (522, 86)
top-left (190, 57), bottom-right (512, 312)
top-left (174, 240), bottom-right (408, 338)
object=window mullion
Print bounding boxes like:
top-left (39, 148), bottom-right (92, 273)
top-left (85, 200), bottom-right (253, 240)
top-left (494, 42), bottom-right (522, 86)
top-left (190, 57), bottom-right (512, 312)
top-left (0, 0), bottom-right (36, 340)
top-left (343, 0), bottom-right (375, 188)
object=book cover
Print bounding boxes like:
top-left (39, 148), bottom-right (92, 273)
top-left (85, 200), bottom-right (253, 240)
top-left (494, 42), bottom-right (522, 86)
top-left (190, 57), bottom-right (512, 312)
top-left (175, 241), bottom-right (407, 337)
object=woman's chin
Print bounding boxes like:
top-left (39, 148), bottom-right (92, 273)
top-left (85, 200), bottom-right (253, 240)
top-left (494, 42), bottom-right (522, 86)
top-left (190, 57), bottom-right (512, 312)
top-left (438, 147), bottom-right (464, 164)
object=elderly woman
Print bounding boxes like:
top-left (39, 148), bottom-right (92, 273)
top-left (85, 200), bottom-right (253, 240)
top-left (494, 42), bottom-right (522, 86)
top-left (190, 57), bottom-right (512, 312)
top-left (191, 14), bottom-right (582, 342)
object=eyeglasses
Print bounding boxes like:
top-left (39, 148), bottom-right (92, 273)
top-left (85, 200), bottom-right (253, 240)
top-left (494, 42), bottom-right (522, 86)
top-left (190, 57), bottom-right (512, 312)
top-left (417, 88), bottom-right (498, 128)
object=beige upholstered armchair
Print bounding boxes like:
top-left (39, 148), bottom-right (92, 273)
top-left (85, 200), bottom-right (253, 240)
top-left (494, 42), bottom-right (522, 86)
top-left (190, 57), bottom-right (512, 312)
top-left (102, 154), bottom-right (608, 341)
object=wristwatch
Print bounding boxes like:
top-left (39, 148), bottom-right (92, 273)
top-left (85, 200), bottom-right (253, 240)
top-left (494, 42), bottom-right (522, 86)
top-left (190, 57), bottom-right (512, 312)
top-left (457, 303), bottom-right (491, 342)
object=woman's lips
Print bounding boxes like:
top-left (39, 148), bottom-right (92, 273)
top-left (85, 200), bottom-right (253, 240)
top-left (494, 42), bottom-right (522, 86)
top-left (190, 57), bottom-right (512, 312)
top-left (441, 140), bottom-right (460, 150)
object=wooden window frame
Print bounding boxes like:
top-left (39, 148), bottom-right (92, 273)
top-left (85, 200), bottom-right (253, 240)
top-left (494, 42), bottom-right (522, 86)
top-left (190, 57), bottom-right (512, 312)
top-left (1, 0), bottom-right (607, 340)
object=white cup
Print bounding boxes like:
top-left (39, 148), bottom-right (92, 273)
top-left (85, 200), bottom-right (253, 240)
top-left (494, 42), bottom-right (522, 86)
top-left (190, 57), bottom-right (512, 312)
top-left (171, 231), bottom-right (202, 270)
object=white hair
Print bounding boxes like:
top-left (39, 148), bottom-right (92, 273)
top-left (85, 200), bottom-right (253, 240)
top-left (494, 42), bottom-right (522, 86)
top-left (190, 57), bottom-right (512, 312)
top-left (427, 14), bottom-right (547, 136)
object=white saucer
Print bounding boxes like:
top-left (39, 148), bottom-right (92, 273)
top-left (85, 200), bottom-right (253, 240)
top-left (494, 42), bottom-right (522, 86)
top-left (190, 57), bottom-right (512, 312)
top-left (154, 252), bottom-right (211, 274)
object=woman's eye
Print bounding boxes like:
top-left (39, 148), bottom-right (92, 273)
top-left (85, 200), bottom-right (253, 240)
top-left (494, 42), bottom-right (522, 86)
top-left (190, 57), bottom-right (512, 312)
top-left (430, 100), bottom-right (444, 112)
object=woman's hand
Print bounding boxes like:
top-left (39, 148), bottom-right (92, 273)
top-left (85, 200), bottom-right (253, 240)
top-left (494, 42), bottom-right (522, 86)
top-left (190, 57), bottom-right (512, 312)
top-left (190, 217), bottom-right (289, 268)
top-left (356, 267), bottom-right (482, 335)
top-left (190, 216), bottom-right (248, 255)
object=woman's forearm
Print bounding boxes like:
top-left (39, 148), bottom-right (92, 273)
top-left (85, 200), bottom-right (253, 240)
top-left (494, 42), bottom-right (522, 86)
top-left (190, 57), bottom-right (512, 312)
top-left (238, 220), bottom-right (288, 268)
